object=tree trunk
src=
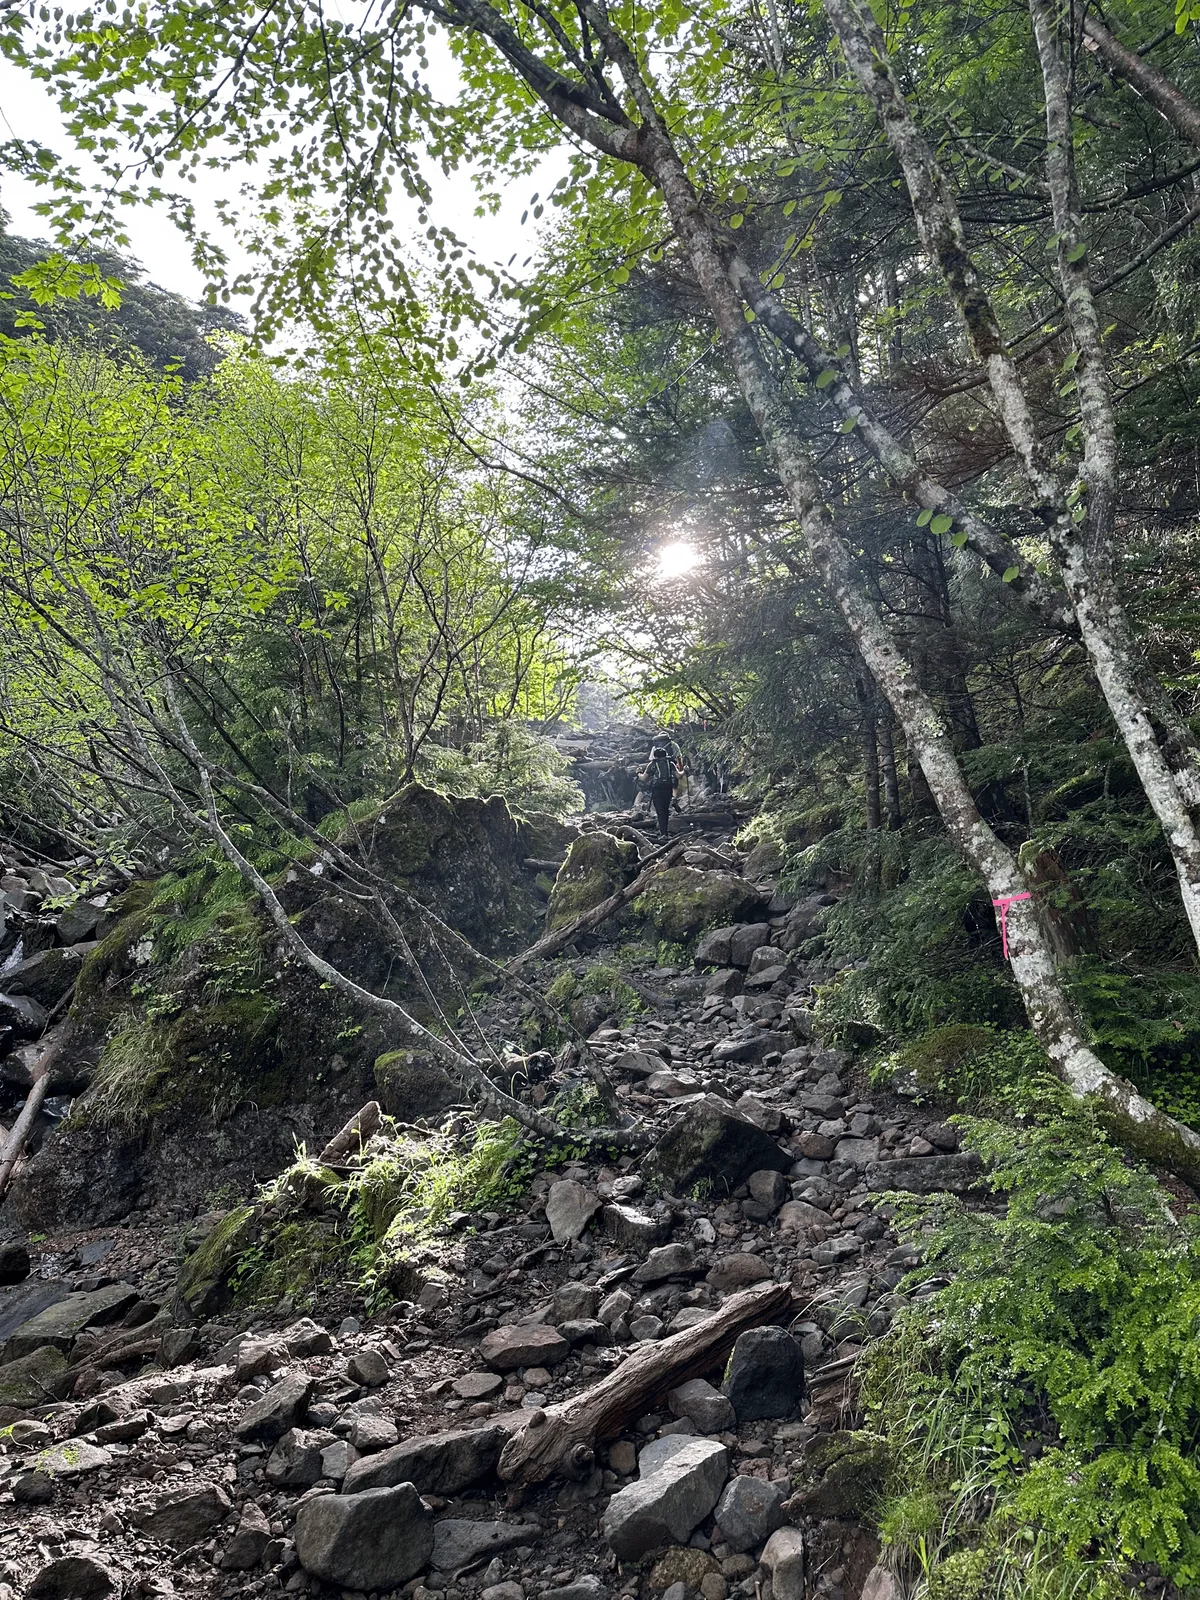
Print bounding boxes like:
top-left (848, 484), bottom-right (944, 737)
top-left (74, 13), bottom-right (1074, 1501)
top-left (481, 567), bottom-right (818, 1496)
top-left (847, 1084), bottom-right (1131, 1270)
top-left (879, 714), bottom-right (903, 830)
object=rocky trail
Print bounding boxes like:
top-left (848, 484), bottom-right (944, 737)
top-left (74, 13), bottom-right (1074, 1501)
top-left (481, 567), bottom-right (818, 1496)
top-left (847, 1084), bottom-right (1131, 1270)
top-left (0, 805), bottom-right (986, 1600)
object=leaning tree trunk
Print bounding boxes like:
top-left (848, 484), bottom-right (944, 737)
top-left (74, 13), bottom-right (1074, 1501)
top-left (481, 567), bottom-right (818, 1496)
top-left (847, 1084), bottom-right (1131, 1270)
top-left (822, 0), bottom-right (1200, 958)
top-left (573, 5), bottom-right (1200, 1184)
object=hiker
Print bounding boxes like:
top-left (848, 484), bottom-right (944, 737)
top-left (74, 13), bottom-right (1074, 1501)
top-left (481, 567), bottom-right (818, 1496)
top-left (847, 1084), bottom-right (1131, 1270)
top-left (639, 744), bottom-right (679, 838)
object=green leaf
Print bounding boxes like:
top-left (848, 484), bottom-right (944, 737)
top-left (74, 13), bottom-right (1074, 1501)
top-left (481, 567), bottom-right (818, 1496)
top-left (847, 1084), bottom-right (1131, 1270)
top-left (816, 369), bottom-right (836, 388)
top-left (838, 415), bottom-right (857, 432)
top-left (1002, 566), bottom-right (1020, 583)
top-left (729, 213), bottom-right (744, 229)
top-left (835, 342), bottom-right (851, 358)
top-left (916, 509), bottom-right (933, 527)
top-left (1066, 242), bottom-right (1087, 264)
top-left (950, 530), bottom-right (969, 548)
top-left (930, 513), bottom-right (953, 536)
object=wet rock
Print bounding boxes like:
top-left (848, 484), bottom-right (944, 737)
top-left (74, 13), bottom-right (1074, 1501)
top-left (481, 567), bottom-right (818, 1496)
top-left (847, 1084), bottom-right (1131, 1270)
top-left (26, 1555), bottom-right (118, 1598)
top-left (0, 992), bottom-right (47, 1041)
top-left (602, 1437), bottom-right (729, 1560)
top-left (865, 1153), bottom-right (984, 1194)
top-left (2, 945), bottom-right (87, 1007)
top-left (633, 1243), bottom-right (694, 1285)
top-left (480, 1322), bottom-right (569, 1371)
top-left (234, 1370), bottom-right (312, 1441)
top-left (137, 1482), bottom-right (233, 1547)
top-left (667, 1378), bottom-right (735, 1434)
top-left (546, 1179), bottom-right (602, 1243)
top-left (3, 1281), bottom-right (138, 1361)
top-left (787, 1431), bottom-right (892, 1517)
top-left (706, 1253), bottom-right (772, 1293)
top-left (432, 1518), bottom-right (531, 1571)
top-left (603, 1204), bottom-right (671, 1251)
top-left (722, 1326), bottom-right (803, 1423)
top-left (221, 1503), bottom-right (271, 1570)
top-left (648, 1096), bottom-right (789, 1197)
top-left (715, 1475), bottom-right (787, 1552)
top-left (760, 1528), bottom-right (806, 1600)
top-left (343, 1424), bottom-right (505, 1495)
top-left (294, 1482), bottom-right (434, 1590)
top-left (265, 1427), bottom-right (328, 1486)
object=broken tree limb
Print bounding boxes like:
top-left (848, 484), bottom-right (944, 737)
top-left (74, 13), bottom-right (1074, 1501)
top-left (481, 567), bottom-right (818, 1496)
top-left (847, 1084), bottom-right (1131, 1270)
top-left (0, 1028), bottom-right (67, 1201)
top-left (318, 1101), bottom-right (383, 1165)
top-left (505, 843), bottom-right (687, 975)
top-left (497, 1279), bottom-right (792, 1484)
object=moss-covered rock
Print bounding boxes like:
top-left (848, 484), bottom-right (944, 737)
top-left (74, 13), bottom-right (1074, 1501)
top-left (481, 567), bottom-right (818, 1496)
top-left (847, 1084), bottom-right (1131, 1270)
top-left (520, 812), bottom-right (579, 863)
top-left (546, 833), bottom-right (637, 930)
top-left (0, 1346), bottom-right (69, 1409)
top-left (174, 1203), bottom-right (261, 1320)
top-left (895, 1024), bottom-right (995, 1095)
top-left (788, 1430), bottom-right (892, 1518)
top-left (374, 1049), bottom-right (458, 1122)
top-left (633, 868), bottom-right (766, 943)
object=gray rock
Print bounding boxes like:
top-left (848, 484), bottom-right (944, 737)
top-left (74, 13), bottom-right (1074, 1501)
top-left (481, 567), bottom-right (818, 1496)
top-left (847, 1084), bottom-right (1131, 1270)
top-left (554, 1282), bottom-right (600, 1322)
top-left (647, 1096), bottom-right (789, 1197)
top-left (865, 1153), bottom-right (985, 1194)
top-left (704, 968), bottom-right (743, 998)
top-left (265, 1427), bottom-right (327, 1486)
top-left (221, 1503), bottom-right (271, 1570)
top-left (777, 1200), bottom-right (827, 1234)
top-left (546, 1179), bottom-right (602, 1243)
top-left (294, 1483), bottom-right (434, 1589)
top-left (482, 1584), bottom-right (525, 1600)
top-left (761, 1528), bottom-right (806, 1600)
top-left (27, 1555), bottom-right (118, 1598)
top-left (602, 1437), bottom-right (729, 1559)
top-left (694, 926), bottom-right (736, 966)
top-left (667, 1377), bottom-right (735, 1434)
top-left (722, 1326), bottom-right (804, 1423)
top-left (0, 992), bottom-right (47, 1040)
top-left (833, 1137), bottom-right (880, 1169)
top-left (321, 1438), bottom-right (359, 1481)
top-left (350, 1412), bottom-right (400, 1452)
top-left (728, 924), bottom-right (773, 967)
top-left (30, 1440), bottom-right (112, 1479)
top-left (2, 1281), bottom-right (138, 1361)
top-left (714, 1475), bottom-right (788, 1552)
top-left (347, 1346), bottom-right (390, 1386)
top-left (544, 1579), bottom-right (607, 1600)
top-left (628, 1314), bottom-right (664, 1340)
top-left (603, 1204), bottom-right (671, 1251)
top-left (638, 1434), bottom-right (702, 1476)
top-left (707, 1253), bottom-right (772, 1293)
top-left (235, 1336), bottom-right (287, 1381)
top-left (343, 1424), bottom-right (505, 1495)
top-left (12, 1470), bottom-right (54, 1504)
top-left (234, 1370), bottom-right (312, 1441)
top-left (1, 946), bottom-right (86, 1007)
top-left (137, 1483), bottom-right (233, 1547)
top-left (712, 1032), bottom-right (791, 1065)
top-left (861, 1565), bottom-right (903, 1600)
top-left (0, 1346), bottom-right (69, 1408)
top-left (479, 1322), bottom-right (568, 1371)
top-left (557, 1318), bottom-right (610, 1346)
top-left (598, 1288), bottom-right (633, 1325)
top-left (432, 1518), bottom-right (531, 1571)
top-left (452, 1371), bottom-right (504, 1399)
top-left (746, 1170), bottom-right (788, 1212)
top-left (283, 1316), bottom-right (334, 1357)
top-left (632, 1243), bottom-right (694, 1285)
top-left (55, 898), bottom-right (106, 946)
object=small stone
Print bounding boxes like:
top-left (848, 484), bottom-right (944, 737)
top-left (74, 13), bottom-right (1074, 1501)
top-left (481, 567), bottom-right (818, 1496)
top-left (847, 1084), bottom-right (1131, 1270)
top-left (452, 1371), bottom-right (503, 1400)
top-left (236, 1337), bottom-right (288, 1381)
top-left (479, 1323), bottom-right (569, 1371)
top-left (221, 1503), bottom-right (272, 1570)
top-left (598, 1288), bottom-right (633, 1325)
top-left (603, 1204), bottom-right (671, 1251)
top-left (632, 1243), bottom-right (693, 1285)
top-left (629, 1315), bottom-right (664, 1341)
top-left (350, 1412), bottom-right (400, 1452)
top-left (777, 1200), bottom-right (827, 1234)
top-left (544, 1579), bottom-right (607, 1600)
top-left (607, 1439), bottom-right (637, 1475)
top-left (861, 1565), bottom-right (903, 1600)
top-left (557, 1318), bottom-right (611, 1346)
top-left (667, 1378), bottom-right (735, 1434)
top-left (701, 1575), bottom-right (727, 1600)
top-left (137, 1483), bottom-right (233, 1547)
top-left (283, 1317), bottom-right (335, 1356)
top-left (481, 1584), bottom-right (524, 1600)
top-left (706, 1253), bottom-right (771, 1293)
top-left (760, 1528), bottom-right (806, 1600)
top-left (661, 1584), bottom-right (686, 1600)
top-left (546, 1180), bottom-right (602, 1243)
top-left (235, 1370), bottom-right (313, 1441)
top-left (602, 1438), bottom-right (729, 1560)
top-left (554, 1282), bottom-right (600, 1321)
top-left (347, 1347), bottom-right (390, 1387)
top-left (746, 1170), bottom-right (788, 1212)
top-left (13, 1470), bottom-right (55, 1505)
top-left (713, 1476), bottom-right (787, 1552)
top-left (266, 1428), bottom-right (327, 1487)
top-left (321, 1438), bottom-right (358, 1480)
top-left (432, 1519), bottom-right (530, 1571)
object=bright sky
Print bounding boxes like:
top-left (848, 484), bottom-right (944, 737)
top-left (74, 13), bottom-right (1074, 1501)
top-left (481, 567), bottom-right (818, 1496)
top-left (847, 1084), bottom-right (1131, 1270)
top-left (0, 44), bottom-right (567, 306)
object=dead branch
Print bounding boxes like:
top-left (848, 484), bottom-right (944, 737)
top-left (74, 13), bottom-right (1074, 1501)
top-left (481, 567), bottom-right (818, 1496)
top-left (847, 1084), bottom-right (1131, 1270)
top-left (497, 1279), bottom-right (793, 1484)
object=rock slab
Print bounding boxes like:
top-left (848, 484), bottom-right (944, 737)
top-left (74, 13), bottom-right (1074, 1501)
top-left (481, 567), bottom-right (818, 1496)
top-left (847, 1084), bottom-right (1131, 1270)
top-left (295, 1482), bottom-right (434, 1590)
top-left (602, 1437), bottom-right (729, 1560)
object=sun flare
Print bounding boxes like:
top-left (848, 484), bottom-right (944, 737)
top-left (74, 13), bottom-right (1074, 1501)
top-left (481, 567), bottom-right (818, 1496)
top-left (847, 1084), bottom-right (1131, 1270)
top-left (656, 540), bottom-right (703, 580)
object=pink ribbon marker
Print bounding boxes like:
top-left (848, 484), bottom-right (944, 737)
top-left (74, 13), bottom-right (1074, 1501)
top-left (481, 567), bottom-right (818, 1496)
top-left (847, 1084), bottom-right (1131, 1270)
top-left (992, 891), bottom-right (1032, 960)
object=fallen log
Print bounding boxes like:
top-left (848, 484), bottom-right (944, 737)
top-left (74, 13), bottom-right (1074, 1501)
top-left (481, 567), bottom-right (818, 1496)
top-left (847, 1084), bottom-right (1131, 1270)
top-left (318, 1100), bottom-right (383, 1164)
top-left (0, 1036), bottom-right (62, 1201)
top-left (506, 843), bottom-right (687, 975)
top-left (497, 1278), bottom-right (792, 1484)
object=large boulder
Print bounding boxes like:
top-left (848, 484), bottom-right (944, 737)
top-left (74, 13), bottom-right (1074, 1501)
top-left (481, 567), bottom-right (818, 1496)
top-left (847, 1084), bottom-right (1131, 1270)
top-left (633, 869), bottom-right (766, 944)
top-left (0, 1347), bottom-right (69, 1408)
top-left (2, 945), bottom-right (90, 1008)
top-left (647, 1097), bottom-right (789, 1198)
top-left (294, 1483), bottom-right (434, 1589)
top-left (722, 1326), bottom-right (804, 1423)
top-left (547, 833), bottom-right (637, 929)
top-left (2, 1282), bottom-right (138, 1362)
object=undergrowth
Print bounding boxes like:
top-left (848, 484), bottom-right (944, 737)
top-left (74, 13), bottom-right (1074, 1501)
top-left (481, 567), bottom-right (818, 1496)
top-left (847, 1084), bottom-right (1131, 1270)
top-left (865, 1083), bottom-right (1200, 1594)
